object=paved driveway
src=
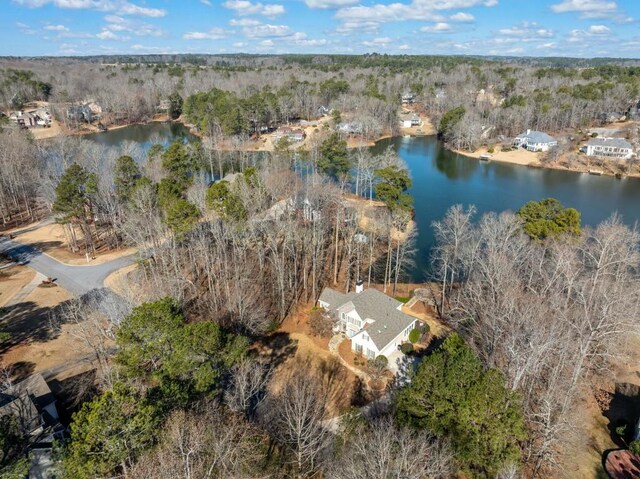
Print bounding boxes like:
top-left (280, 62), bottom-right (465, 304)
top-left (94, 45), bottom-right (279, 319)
top-left (0, 237), bottom-right (136, 297)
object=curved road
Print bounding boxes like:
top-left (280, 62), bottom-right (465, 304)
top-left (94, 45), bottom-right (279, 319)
top-left (0, 237), bottom-right (136, 297)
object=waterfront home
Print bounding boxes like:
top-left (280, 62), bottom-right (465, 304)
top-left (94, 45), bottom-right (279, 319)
top-left (582, 137), bottom-right (634, 160)
top-left (338, 122), bottom-right (364, 136)
top-left (512, 129), bottom-right (558, 152)
top-left (318, 282), bottom-right (418, 360)
top-left (9, 110), bottom-right (38, 127)
top-left (273, 127), bottom-right (306, 142)
top-left (401, 114), bottom-right (421, 128)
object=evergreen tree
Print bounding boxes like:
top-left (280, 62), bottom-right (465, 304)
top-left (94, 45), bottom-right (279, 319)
top-left (318, 133), bottom-right (350, 180)
top-left (516, 198), bottom-right (581, 241)
top-left (396, 333), bottom-right (526, 477)
top-left (63, 384), bottom-right (158, 479)
top-left (116, 298), bottom-right (248, 406)
top-left (374, 165), bottom-right (413, 213)
top-left (163, 198), bottom-right (199, 240)
top-left (113, 155), bottom-right (141, 203)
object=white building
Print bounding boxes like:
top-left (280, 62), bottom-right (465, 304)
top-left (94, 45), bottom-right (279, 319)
top-left (401, 115), bottom-right (422, 128)
top-left (512, 129), bottom-right (558, 152)
top-left (318, 282), bottom-right (418, 359)
top-left (582, 137), bottom-right (634, 160)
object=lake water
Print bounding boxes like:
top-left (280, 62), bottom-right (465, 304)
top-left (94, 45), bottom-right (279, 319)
top-left (86, 125), bottom-right (640, 281)
top-left (372, 136), bottom-right (640, 280)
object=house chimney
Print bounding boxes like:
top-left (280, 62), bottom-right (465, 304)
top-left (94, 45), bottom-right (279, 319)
top-left (355, 279), bottom-right (364, 294)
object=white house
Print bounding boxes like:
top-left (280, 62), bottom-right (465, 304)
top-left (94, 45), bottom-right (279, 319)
top-left (318, 282), bottom-right (418, 359)
top-left (401, 115), bottom-right (422, 128)
top-left (512, 129), bottom-right (558, 152)
top-left (582, 137), bottom-right (634, 160)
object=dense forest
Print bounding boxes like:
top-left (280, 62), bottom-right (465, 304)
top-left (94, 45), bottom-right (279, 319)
top-left (1, 55), bottom-right (640, 479)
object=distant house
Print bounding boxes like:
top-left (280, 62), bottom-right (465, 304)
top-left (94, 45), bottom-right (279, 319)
top-left (582, 137), bottom-right (634, 160)
top-left (598, 111), bottom-right (626, 124)
top-left (274, 127), bottom-right (306, 142)
top-left (338, 122), bottom-right (364, 136)
top-left (0, 373), bottom-right (60, 438)
top-left (401, 114), bottom-right (421, 128)
top-left (66, 104), bottom-right (93, 123)
top-left (9, 110), bottom-right (38, 128)
top-left (317, 105), bottom-right (330, 117)
top-left (401, 92), bottom-right (416, 104)
top-left (512, 129), bottom-right (558, 152)
top-left (318, 283), bottom-right (418, 360)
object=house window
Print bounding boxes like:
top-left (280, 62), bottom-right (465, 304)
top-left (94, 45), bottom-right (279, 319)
top-left (366, 348), bottom-right (376, 359)
top-left (355, 343), bottom-right (363, 354)
top-left (363, 334), bottom-right (369, 342)
top-left (340, 312), bottom-right (345, 321)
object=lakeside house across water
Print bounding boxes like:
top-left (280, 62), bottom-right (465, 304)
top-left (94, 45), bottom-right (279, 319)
top-left (582, 137), bottom-right (635, 160)
top-left (512, 129), bottom-right (558, 152)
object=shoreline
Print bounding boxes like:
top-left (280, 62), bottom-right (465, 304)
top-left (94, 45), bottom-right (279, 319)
top-left (449, 146), bottom-right (640, 180)
top-left (33, 116), bottom-right (638, 180)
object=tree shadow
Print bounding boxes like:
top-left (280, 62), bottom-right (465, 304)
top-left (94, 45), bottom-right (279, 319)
top-left (48, 369), bottom-right (99, 424)
top-left (5, 360), bottom-right (36, 381)
top-left (255, 332), bottom-right (298, 369)
top-left (0, 300), bottom-right (70, 353)
top-left (602, 383), bottom-right (640, 447)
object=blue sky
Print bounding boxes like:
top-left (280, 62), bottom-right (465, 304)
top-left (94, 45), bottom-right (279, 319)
top-left (2, 0), bottom-right (639, 57)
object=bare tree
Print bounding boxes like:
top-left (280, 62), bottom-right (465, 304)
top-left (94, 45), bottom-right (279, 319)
top-left (325, 417), bottom-right (452, 479)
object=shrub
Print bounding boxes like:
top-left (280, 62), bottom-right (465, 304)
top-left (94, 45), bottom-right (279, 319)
top-left (395, 296), bottom-right (411, 304)
top-left (630, 439), bottom-right (640, 456)
top-left (487, 146), bottom-right (495, 154)
top-left (420, 323), bottom-right (431, 335)
top-left (615, 423), bottom-right (627, 438)
top-left (409, 328), bottom-right (421, 344)
top-left (373, 355), bottom-right (388, 368)
top-left (400, 342), bottom-right (413, 354)
top-left (591, 132), bottom-right (598, 137)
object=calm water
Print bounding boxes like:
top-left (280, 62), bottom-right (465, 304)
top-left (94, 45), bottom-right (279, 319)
top-left (84, 122), bottom-right (196, 151)
top-left (372, 136), bottom-right (640, 280)
top-left (86, 126), bottom-right (640, 281)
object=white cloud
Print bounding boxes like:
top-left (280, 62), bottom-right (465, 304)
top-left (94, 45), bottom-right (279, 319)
top-left (183, 28), bottom-right (229, 40)
top-left (588, 24), bottom-right (610, 34)
top-left (12, 0), bottom-right (166, 17)
top-left (398, 44), bottom-right (410, 50)
top-left (229, 18), bottom-right (261, 26)
top-left (103, 15), bottom-right (164, 36)
top-left (223, 0), bottom-right (284, 17)
top-left (335, 21), bottom-right (379, 33)
top-left (96, 29), bottom-right (125, 40)
top-left (336, 0), bottom-right (496, 26)
top-left (421, 22), bottom-right (453, 32)
top-left (551, 0), bottom-right (616, 14)
top-left (260, 39), bottom-right (274, 46)
top-left (550, 0), bottom-right (630, 21)
top-left (450, 12), bottom-right (474, 22)
top-left (304, 0), bottom-right (358, 8)
top-left (130, 44), bottom-right (171, 52)
top-left (44, 24), bottom-right (69, 31)
top-left (200, 0), bottom-right (211, 5)
top-left (362, 36), bottom-right (393, 47)
top-left (498, 22), bottom-right (554, 38)
top-left (242, 24), bottom-right (292, 38)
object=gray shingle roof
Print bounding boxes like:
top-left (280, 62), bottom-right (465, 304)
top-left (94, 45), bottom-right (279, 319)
top-left (516, 130), bottom-right (556, 144)
top-left (319, 288), bottom-right (416, 351)
top-left (587, 137), bottom-right (633, 149)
